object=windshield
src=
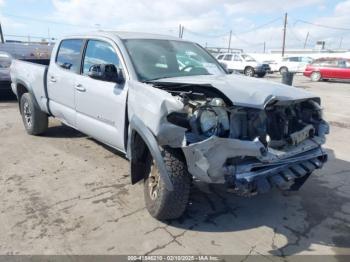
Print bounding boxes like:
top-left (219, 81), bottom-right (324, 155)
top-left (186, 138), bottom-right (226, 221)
top-left (123, 39), bottom-right (226, 81)
top-left (241, 54), bottom-right (256, 62)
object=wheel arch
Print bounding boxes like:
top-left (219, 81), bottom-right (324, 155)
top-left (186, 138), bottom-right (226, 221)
top-left (244, 65), bottom-right (254, 72)
top-left (127, 115), bottom-right (174, 191)
top-left (14, 81), bottom-right (43, 115)
top-left (279, 66), bottom-right (288, 72)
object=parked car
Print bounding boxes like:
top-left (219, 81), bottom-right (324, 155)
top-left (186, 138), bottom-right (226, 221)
top-left (216, 53), bottom-right (270, 77)
top-left (262, 60), bottom-right (279, 74)
top-left (278, 56), bottom-right (313, 74)
top-left (304, 57), bottom-right (350, 82)
top-left (10, 32), bottom-right (329, 220)
top-left (0, 51), bottom-right (12, 93)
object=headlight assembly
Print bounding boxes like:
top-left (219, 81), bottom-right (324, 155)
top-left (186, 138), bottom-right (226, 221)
top-left (194, 99), bottom-right (230, 137)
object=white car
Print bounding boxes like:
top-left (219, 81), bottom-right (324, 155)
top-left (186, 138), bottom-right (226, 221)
top-left (278, 56), bottom-right (313, 74)
top-left (217, 53), bottom-right (271, 77)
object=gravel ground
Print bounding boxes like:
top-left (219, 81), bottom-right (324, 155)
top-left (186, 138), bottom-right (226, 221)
top-left (0, 75), bottom-right (349, 258)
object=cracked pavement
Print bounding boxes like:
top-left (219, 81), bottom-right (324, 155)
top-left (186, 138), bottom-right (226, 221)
top-left (0, 75), bottom-right (349, 257)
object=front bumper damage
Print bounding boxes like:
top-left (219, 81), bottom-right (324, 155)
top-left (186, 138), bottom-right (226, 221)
top-left (182, 127), bottom-right (328, 195)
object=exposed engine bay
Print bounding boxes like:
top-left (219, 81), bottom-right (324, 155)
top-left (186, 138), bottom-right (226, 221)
top-left (150, 82), bottom-right (329, 195)
top-left (162, 84), bottom-right (325, 149)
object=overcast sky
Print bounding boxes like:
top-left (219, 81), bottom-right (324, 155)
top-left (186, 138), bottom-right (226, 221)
top-left (0, 0), bottom-right (349, 52)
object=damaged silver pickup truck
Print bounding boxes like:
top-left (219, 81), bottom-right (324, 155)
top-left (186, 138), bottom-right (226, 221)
top-left (10, 31), bottom-right (329, 220)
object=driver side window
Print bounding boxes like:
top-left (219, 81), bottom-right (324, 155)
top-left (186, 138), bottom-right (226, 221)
top-left (82, 40), bottom-right (120, 76)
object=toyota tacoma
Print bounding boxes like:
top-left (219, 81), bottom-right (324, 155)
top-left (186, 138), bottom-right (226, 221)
top-left (10, 32), bottom-right (329, 220)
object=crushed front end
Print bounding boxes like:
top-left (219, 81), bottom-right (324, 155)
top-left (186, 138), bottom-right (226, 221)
top-left (156, 83), bottom-right (329, 195)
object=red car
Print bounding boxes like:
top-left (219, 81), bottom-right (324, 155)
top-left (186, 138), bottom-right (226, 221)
top-left (304, 57), bottom-right (350, 81)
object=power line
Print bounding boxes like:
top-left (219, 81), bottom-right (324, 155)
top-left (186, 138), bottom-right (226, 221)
top-left (4, 34), bottom-right (56, 40)
top-left (185, 28), bottom-right (230, 38)
top-left (287, 24), bottom-right (304, 43)
top-left (1, 12), bottom-right (95, 29)
top-left (231, 30), bottom-right (264, 47)
top-left (238, 16), bottom-right (283, 34)
top-left (294, 19), bottom-right (350, 31)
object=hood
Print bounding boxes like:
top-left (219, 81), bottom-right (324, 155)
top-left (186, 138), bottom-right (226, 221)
top-left (153, 74), bottom-right (318, 109)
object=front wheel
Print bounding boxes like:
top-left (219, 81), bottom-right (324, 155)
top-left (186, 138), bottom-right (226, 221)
top-left (244, 67), bottom-right (255, 77)
top-left (20, 93), bottom-right (48, 135)
top-left (144, 147), bottom-right (191, 220)
top-left (310, 71), bottom-right (321, 82)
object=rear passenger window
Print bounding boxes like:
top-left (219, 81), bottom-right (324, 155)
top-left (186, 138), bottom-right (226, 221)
top-left (217, 55), bottom-right (224, 60)
top-left (56, 39), bottom-right (83, 72)
top-left (224, 54), bottom-right (233, 61)
top-left (288, 57), bottom-right (299, 62)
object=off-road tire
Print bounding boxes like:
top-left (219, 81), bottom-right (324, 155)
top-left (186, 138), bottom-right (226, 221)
top-left (144, 147), bottom-right (191, 220)
top-left (310, 71), bottom-right (321, 82)
top-left (20, 93), bottom-right (48, 135)
top-left (244, 66), bottom-right (255, 77)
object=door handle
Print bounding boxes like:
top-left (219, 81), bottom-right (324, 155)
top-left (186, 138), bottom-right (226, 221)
top-left (75, 84), bottom-right (86, 92)
top-left (49, 76), bottom-right (57, 82)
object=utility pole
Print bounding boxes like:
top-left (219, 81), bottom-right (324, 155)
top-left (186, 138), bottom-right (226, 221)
top-left (178, 24), bottom-right (184, 39)
top-left (303, 32), bottom-right (309, 49)
top-left (48, 28), bottom-right (51, 45)
top-left (228, 30), bottom-right (232, 52)
top-left (263, 42), bottom-right (266, 53)
top-left (0, 22), bottom-right (4, 43)
top-left (339, 37), bottom-right (343, 49)
top-left (282, 12), bottom-right (287, 57)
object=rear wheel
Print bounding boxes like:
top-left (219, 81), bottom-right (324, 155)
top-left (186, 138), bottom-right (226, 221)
top-left (244, 67), bottom-right (255, 77)
top-left (144, 147), bottom-right (191, 220)
top-left (20, 93), bottom-right (48, 135)
top-left (310, 71), bottom-right (321, 82)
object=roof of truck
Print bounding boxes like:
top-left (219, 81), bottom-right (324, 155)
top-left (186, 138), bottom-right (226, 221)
top-left (66, 31), bottom-right (184, 41)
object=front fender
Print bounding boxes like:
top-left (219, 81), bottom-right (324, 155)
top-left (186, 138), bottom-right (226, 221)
top-left (128, 115), bottom-right (174, 191)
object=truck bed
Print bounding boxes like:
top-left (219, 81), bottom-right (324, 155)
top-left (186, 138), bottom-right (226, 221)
top-left (10, 59), bottom-right (50, 114)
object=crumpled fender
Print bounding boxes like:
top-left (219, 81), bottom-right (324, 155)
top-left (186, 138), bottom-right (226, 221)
top-left (128, 115), bottom-right (174, 191)
top-left (127, 81), bottom-right (187, 148)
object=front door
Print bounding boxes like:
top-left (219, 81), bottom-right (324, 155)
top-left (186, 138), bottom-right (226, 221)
top-left (75, 39), bottom-right (128, 151)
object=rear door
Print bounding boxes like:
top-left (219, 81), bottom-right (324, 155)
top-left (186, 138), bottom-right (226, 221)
top-left (232, 54), bottom-right (244, 71)
top-left (47, 39), bottom-right (84, 127)
top-left (321, 59), bottom-right (341, 78)
top-left (299, 57), bottom-right (313, 72)
top-left (223, 54), bottom-right (234, 70)
top-left (286, 57), bottom-right (299, 72)
top-left (336, 60), bottom-right (350, 79)
top-left (75, 39), bottom-right (128, 151)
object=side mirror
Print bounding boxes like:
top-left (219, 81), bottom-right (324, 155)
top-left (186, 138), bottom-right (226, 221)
top-left (88, 64), bottom-right (125, 84)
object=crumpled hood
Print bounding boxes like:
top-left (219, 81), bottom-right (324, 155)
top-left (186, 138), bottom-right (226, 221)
top-left (153, 74), bottom-right (318, 109)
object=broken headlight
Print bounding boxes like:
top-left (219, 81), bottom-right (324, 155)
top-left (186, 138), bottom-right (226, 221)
top-left (192, 98), bottom-right (230, 137)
